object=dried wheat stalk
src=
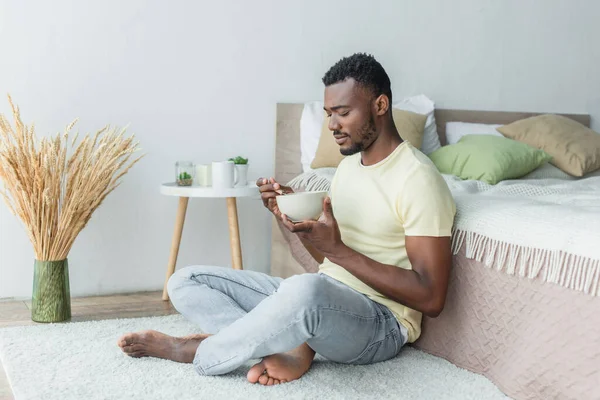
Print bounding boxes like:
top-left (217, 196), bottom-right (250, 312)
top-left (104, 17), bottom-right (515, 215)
top-left (0, 95), bottom-right (144, 261)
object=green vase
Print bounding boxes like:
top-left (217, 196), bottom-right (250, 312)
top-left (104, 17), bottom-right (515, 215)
top-left (31, 259), bottom-right (71, 323)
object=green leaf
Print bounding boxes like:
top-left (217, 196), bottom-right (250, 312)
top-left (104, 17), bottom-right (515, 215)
top-left (230, 156), bottom-right (248, 164)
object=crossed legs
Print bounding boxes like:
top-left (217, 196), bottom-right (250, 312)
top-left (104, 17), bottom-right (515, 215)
top-left (118, 266), bottom-right (406, 385)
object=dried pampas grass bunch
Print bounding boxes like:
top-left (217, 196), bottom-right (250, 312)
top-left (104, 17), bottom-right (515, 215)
top-left (0, 95), bottom-right (144, 261)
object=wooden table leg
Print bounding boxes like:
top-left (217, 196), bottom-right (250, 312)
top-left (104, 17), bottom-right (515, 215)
top-left (162, 196), bottom-right (189, 301)
top-left (226, 197), bottom-right (243, 270)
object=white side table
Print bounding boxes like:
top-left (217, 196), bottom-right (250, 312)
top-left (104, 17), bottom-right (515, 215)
top-left (159, 182), bottom-right (259, 301)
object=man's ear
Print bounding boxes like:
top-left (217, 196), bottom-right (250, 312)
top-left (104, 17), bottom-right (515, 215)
top-left (374, 94), bottom-right (390, 116)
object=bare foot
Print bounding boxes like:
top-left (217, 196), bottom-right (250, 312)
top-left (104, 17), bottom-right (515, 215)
top-left (117, 330), bottom-right (210, 363)
top-left (247, 343), bottom-right (316, 385)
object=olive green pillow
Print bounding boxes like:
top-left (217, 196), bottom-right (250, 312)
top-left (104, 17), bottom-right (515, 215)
top-left (428, 134), bottom-right (552, 184)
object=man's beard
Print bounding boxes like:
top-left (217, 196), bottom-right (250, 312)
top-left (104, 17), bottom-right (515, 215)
top-left (339, 116), bottom-right (376, 156)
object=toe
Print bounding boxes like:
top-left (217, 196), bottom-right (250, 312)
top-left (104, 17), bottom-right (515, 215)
top-left (267, 377), bottom-right (274, 386)
top-left (247, 361), bottom-right (267, 383)
top-left (121, 333), bottom-right (138, 347)
top-left (258, 373), bottom-right (269, 385)
top-left (123, 344), bottom-right (144, 354)
top-left (273, 379), bottom-right (281, 385)
top-left (117, 334), bottom-right (132, 348)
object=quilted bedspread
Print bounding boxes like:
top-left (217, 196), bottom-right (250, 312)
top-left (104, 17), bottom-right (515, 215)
top-left (414, 248), bottom-right (600, 400)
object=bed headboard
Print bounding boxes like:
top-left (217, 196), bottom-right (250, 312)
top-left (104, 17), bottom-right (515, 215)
top-left (274, 103), bottom-right (591, 184)
top-left (434, 109), bottom-right (590, 145)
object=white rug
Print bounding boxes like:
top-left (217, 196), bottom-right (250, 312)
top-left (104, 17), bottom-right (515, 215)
top-left (0, 314), bottom-right (509, 400)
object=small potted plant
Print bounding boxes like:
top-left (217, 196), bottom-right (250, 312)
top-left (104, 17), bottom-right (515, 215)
top-left (175, 161), bottom-right (194, 186)
top-left (229, 156), bottom-right (249, 187)
top-left (177, 171), bottom-right (193, 186)
top-left (229, 156), bottom-right (248, 165)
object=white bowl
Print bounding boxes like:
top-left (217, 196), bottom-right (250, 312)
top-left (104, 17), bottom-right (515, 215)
top-left (277, 191), bottom-right (328, 222)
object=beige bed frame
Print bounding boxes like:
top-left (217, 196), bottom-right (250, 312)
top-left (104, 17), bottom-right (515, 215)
top-left (270, 103), bottom-right (590, 278)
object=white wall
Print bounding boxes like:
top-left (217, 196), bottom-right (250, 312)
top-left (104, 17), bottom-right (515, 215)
top-left (1, 0), bottom-right (599, 299)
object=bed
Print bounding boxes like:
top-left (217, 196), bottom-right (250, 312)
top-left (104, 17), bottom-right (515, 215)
top-left (269, 103), bottom-right (600, 400)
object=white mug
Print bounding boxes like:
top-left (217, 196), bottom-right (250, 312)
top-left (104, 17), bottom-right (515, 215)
top-left (211, 161), bottom-right (238, 189)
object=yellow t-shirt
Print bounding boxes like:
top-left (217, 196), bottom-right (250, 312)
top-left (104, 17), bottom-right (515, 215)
top-left (319, 141), bottom-right (456, 343)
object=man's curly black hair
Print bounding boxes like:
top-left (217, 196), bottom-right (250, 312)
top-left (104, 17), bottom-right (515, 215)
top-left (322, 53), bottom-right (392, 104)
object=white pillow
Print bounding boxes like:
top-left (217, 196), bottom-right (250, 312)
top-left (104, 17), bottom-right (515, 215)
top-left (446, 122), bottom-right (503, 145)
top-left (300, 101), bottom-right (325, 172)
top-left (392, 94), bottom-right (441, 154)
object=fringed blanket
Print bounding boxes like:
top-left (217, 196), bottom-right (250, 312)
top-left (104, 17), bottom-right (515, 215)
top-left (288, 168), bottom-right (600, 296)
top-left (288, 168), bottom-right (337, 193)
top-left (445, 175), bottom-right (600, 296)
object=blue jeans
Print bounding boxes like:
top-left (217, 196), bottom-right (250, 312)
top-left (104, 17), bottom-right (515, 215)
top-left (167, 265), bottom-right (408, 376)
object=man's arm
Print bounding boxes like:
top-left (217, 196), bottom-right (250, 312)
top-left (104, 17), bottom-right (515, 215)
top-left (281, 195), bottom-right (454, 318)
top-left (326, 236), bottom-right (452, 317)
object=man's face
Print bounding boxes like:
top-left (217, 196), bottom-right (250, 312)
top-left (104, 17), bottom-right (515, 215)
top-left (324, 78), bottom-right (377, 156)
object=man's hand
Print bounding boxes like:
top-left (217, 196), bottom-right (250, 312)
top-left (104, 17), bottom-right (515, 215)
top-left (280, 196), bottom-right (344, 259)
top-left (257, 177), bottom-right (294, 218)
top-left (258, 178), bottom-right (325, 264)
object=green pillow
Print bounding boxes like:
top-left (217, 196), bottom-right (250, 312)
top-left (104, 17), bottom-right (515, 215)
top-left (429, 134), bottom-right (552, 184)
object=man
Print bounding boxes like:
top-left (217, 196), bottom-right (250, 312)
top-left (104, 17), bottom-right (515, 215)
top-left (118, 53), bottom-right (456, 386)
